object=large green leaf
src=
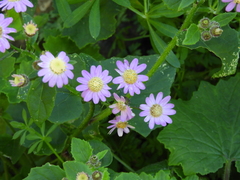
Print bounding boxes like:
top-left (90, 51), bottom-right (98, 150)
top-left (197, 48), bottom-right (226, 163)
top-left (62, 0), bottom-right (119, 49)
top-left (24, 163), bottom-right (65, 180)
top-left (48, 92), bottom-right (82, 123)
top-left (158, 73), bottom-right (240, 175)
top-left (27, 78), bottom-right (56, 124)
top-left (0, 55), bottom-right (15, 78)
top-left (212, 12), bottom-right (237, 27)
top-left (178, 0), bottom-right (195, 10)
top-left (56, 0), bottom-right (72, 22)
top-left (177, 25), bottom-right (239, 78)
top-left (115, 172), bottom-right (141, 180)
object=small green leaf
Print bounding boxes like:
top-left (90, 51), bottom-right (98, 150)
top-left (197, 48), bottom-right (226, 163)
top-left (24, 163), bottom-right (65, 180)
top-left (178, 0), bottom-right (195, 10)
top-left (148, 3), bottom-right (183, 18)
top-left (112, 0), bottom-right (131, 7)
top-left (28, 140), bottom-right (41, 154)
top-left (26, 133), bottom-right (41, 141)
top-left (10, 121), bottom-right (25, 129)
top-left (36, 141), bottom-right (44, 153)
top-left (22, 109), bottom-right (28, 124)
top-left (64, 0), bottom-right (94, 28)
top-left (212, 12), bottom-right (237, 27)
top-left (115, 172), bottom-right (141, 180)
top-left (71, 138), bottom-right (93, 163)
top-left (56, 0), bottom-right (72, 21)
top-left (96, 149), bottom-right (108, 160)
top-left (89, 0), bottom-right (101, 39)
top-left (12, 129), bottom-right (25, 139)
top-left (182, 24), bottom-right (200, 45)
top-left (154, 170), bottom-right (172, 180)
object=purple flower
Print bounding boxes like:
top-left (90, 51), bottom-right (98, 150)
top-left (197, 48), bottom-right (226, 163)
top-left (76, 65), bottom-right (112, 104)
top-left (0, 14), bottom-right (16, 53)
top-left (222, 0), bottom-right (240, 12)
top-left (107, 116), bottom-right (135, 137)
top-left (0, 0), bottom-right (33, 13)
top-left (38, 51), bottom-right (74, 88)
top-left (109, 93), bottom-right (135, 121)
top-left (139, 92), bottom-right (176, 129)
top-left (113, 58), bottom-right (149, 96)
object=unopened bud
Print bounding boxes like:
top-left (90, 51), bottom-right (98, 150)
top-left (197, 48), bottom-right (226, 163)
top-left (198, 17), bottom-right (211, 29)
top-left (210, 26), bottom-right (223, 37)
top-left (201, 30), bottom-right (212, 41)
top-left (9, 74), bottom-right (29, 87)
top-left (92, 171), bottom-right (102, 180)
top-left (32, 60), bottom-right (42, 70)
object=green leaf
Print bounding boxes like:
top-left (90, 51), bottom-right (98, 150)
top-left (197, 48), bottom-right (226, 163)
top-left (64, 0), bottom-right (94, 28)
top-left (95, 149), bottom-right (108, 161)
top-left (20, 131), bottom-right (27, 145)
top-left (149, 25), bottom-right (180, 68)
top-left (182, 24), bottom-right (200, 45)
top-left (148, 3), bottom-right (183, 18)
top-left (24, 163), bottom-right (65, 180)
top-left (56, 0), bottom-right (72, 21)
top-left (12, 129), bottom-right (25, 139)
top-left (177, 25), bottom-right (239, 78)
top-left (27, 78), bottom-right (56, 124)
top-left (10, 121), bottom-right (25, 129)
top-left (112, 0), bottom-right (131, 7)
top-left (89, 0), bottom-right (101, 39)
top-left (28, 140), bottom-right (41, 154)
top-left (48, 92), bottom-right (82, 123)
top-left (212, 12), bottom-right (237, 27)
top-left (162, 0), bottom-right (181, 10)
top-left (178, 0), bottom-right (195, 10)
top-left (154, 170), bottom-right (172, 180)
top-left (157, 74), bottom-right (240, 175)
top-left (149, 19), bottom-right (178, 38)
top-left (63, 161), bottom-right (92, 180)
top-left (0, 56), bottom-right (15, 78)
top-left (183, 175), bottom-right (199, 180)
top-left (62, 0), bottom-right (119, 48)
top-left (139, 172), bottom-right (154, 180)
top-left (115, 172), bottom-right (141, 180)
top-left (71, 138), bottom-right (93, 163)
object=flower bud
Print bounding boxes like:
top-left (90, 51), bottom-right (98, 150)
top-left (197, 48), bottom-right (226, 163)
top-left (9, 74), bottom-right (29, 87)
top-left (23, 20), bottom-right (38, 37)
top-left (210, 26), bottom-right (223, 37)
top-left (32, 60), bottom-right (42, 70)
top-left (201, 30), bottom-right (212, 41)
top-left (92, 171), bottom-right (102, 180)
top-left (76, 172), bottom-right (89, 180)
top-left (198, 17), bottom-right (211, 29)
top-left (89, 155), bottom-right (99, 164)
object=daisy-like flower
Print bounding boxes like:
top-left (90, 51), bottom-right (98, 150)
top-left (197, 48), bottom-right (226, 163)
top-left (0, 0), bottom-right (33, 13)
top-left (107, 116), bottom-right (135, 137)
top-left (23, 20), bottom-right (38, 37)
top-left (113, 58), bottom-right (149, 96)
top-left (76, 65), bottom-right (112, 104)
top-left (0, 14), bottom-right (16, 53)
top-left (9, 74), bottom-right (29, 87)
top-left (222, 0), bottom-right (240, 12)
top-left (37, 51), bottom-right (74, 88)
top-left (139, 92), bottom-right (176, 129)
top-left (109, 93), bottom-right (135, 121)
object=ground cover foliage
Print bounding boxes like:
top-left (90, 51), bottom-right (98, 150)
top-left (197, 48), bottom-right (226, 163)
top-left (0, 0), bottom-right (240, 180)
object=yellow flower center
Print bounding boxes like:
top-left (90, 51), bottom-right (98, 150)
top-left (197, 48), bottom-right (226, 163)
top-left (24, 23), bottom-right (38, 36)
top-left (76, 172), bottom-right (89, 180)
top-left (150, 104), bottom-right (162, 117)
top-left (122, 69), bottom-right (137, 84)
top-left (116, 101), bottom-right (126, 111)
top-left (234, 0), bottom-right (240, 3)
top-left (116, 121), bottom-right (128, 129)
top-left (50, 58), bottom-right (66, 75)
top-left (14, 76), bottom-right (25, 85)
top-left (88, 77), bottom-right (103, 92)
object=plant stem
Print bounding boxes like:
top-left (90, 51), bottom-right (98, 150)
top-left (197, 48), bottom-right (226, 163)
top-left (44, 141), bottom-right (64, 163)
top-left (72, 102), bottom-right (95, 137)
top-left (90, 107), bottom-right (111, 124)
top-left (147, 1), bottom-right (204, 78)
top-left (223, 160), bottom-right (232, 180)
top-left (112, 153), bottom-right (136, 173)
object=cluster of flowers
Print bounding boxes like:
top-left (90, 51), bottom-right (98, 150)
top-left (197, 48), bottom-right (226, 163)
top-left (198, 17), bottom-right (223, 41)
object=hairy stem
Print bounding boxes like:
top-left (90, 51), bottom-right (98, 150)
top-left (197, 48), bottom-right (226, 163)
top-left (45, 140), bottom-right (64, 163)
top-left (223, 160), bottom-right (232, 180)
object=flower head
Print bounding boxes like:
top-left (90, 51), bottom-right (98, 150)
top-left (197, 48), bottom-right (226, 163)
top-left (76, 65), bottom-right (112, 104)
top-left (23, 20), bottom-right (38, 37)
top-left (9, 74), bottom-right (29, 87)
top-left (0, 0), bottom-right (33, 13)
top-left (76, 172), bottom-right (89, 180)
top-left (37, 51), bottom-right (74, 88)
top-left (222, 0), bottom-right (240, 12)
top-left (139, 92), bottom-right (176, 129)
top-left (107, 116), bottom-right (135, 137)
top-left (109, 93), bottom-right (135, 121)
top-left (0, 14), bottom-right (16, 53)
top-left (113, 58), bottom-right (149, 96)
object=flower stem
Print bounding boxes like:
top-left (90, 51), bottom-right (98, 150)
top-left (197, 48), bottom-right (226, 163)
top-left (90, 108), bottom-right (112, 124)
top-left (223, 160), bottom-right (232, 180)
top-left (147, 1), bottom-right (204, 78)
top-left (112, 153), bottom-right (136, 173)
top-left (44, 140), bottom-right (64, 163)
